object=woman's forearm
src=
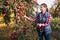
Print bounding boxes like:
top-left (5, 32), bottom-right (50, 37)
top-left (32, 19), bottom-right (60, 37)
top-left (26, 17), bottom-right (36, 22)
top-left (24, 14), bottom-right (38, 22)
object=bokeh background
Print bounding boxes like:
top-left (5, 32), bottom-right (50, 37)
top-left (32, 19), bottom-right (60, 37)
top-left (0, 0), bottom-right (60, 40)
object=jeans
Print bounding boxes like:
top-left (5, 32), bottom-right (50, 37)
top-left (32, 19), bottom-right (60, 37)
top-left (36, 27), bottom-right (50, 40)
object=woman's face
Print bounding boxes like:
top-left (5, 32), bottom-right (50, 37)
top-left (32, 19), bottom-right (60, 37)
top-left (40, 5), bottom-right (46, 12)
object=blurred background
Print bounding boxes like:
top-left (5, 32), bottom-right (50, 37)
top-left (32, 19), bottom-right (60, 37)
top-left (0, 0), bottom-right (60, 40)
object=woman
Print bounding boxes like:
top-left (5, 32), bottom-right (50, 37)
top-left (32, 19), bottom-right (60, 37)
top-left (24, 3), bottom-right (52, 40)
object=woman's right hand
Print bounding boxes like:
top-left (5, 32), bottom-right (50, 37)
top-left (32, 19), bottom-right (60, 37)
top-left (24, 15), bottom-right (28, 18)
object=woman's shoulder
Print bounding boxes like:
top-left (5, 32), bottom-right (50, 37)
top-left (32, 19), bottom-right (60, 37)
top-left (46, 12), bottom-right (52, 18)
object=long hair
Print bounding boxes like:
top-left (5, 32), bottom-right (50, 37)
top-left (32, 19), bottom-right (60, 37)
top-left (41, 3), bottom-right (48, 12)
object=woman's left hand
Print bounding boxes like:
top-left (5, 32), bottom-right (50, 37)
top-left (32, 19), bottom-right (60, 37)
top-left (37, 23), bottom-right (42, 27)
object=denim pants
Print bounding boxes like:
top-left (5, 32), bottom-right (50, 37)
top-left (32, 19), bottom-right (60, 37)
top-left (36, 27), bottom-right (50, 40)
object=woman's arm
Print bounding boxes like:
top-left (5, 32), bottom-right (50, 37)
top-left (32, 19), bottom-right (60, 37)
top-left (24, 14), bottom-right (38, 22)
top-left (37, 14), bottom-right (52, 27)
top-left (41, 14), bottom-right (52, 27)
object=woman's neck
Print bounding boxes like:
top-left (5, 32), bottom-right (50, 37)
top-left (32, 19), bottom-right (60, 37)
top-left (41, 11), bottom-right (46, 15)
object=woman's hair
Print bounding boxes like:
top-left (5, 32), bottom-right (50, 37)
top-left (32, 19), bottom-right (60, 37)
top-left (41, 3), bottom-right (48, 12)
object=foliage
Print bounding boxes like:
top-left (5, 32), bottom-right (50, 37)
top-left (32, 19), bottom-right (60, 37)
top-left (49, 0), bottom-right (60, 17)
top-left (0, 0), bottom-right (38, 40)
top-left (51, 18), bottom-right (60, 29)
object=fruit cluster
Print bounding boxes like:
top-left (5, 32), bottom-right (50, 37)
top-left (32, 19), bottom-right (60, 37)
top-left (16, 3), bottom-right (25, 18)
top-left (10, 31), bottom-right (18, 40)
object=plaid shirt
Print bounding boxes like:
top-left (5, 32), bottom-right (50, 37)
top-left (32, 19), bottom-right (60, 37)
top-left (27, 13), bottom-right (52, 27)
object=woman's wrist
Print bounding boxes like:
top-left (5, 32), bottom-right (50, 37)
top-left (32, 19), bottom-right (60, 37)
top-left (37, 23), bottom-right (44, 27)
top-left (37, 23), bottom-right (41, 27)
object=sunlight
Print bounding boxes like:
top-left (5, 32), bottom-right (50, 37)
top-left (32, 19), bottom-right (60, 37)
top-left (37, 0), bottom-right (55, 8)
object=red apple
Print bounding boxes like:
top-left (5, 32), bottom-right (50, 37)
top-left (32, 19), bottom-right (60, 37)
top-left (5, 0), bottom-right (9, 3)
top-left (14, 0), bottom-right (17, 2)
top-left (17, 6), bottom-right (21, 9)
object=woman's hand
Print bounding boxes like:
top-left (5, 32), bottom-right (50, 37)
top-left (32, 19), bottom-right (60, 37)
top-left (24, 15), bottom-right (28, 18)
top-left (37, 23), bottom-right (42, 27)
